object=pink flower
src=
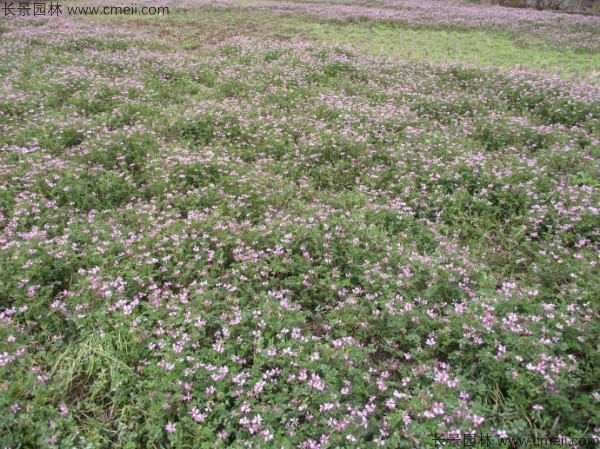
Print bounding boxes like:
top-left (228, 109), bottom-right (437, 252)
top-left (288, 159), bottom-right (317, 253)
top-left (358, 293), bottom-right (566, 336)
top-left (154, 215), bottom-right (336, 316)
top-left (190, 406), bottom-right (206, 423)
top-left (495, 429), bottom-right (509, 439)
top-left (165, 422), bottom-right (176, 433)
top-left (432, 402), bottom-right (445, 415)
top-left (58, 403), bottom-right (69, 417)
top-left (472, 414), bottom-right (485, 426)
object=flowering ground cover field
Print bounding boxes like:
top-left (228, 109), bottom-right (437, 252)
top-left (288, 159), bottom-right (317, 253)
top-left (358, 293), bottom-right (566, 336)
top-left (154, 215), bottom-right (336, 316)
top-left (0, 1), bottom-right (599, 448)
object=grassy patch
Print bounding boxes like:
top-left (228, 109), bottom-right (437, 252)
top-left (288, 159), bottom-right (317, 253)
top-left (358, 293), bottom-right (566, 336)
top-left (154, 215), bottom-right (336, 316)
top-left (90, 7), bottom-right (600, 81)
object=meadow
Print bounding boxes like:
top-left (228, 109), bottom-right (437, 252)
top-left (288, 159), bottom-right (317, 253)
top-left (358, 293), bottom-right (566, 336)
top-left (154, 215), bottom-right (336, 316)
top-left (0, 1), bottom-right (599, 447)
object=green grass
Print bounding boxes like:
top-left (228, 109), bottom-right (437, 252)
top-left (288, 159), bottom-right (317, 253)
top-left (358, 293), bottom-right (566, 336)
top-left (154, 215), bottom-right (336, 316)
top-left (89, 7), bottom-right (600, 81)
top-left (305, 20), bottom-right (600, 81)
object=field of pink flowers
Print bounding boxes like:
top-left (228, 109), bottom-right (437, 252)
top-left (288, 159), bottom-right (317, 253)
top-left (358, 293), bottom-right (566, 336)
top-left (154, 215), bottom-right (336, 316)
top-left (0, 3), bottom-right (599, 448)
top-left (205, 0), bottom-right (600, 49)
top-left (73, 0), bottom-right (600, 50)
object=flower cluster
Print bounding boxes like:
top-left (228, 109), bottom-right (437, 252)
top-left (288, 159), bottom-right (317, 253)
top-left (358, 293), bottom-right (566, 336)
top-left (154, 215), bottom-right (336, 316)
top-left (195, 0), bottom-right (600, 51)
top-left (0, 10), bottom-right (598, 449)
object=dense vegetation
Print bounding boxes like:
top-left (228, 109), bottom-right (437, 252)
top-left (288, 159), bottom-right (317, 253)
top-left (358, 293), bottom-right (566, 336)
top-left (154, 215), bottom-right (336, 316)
top-left (1, 2), bottom-right (599, 448)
